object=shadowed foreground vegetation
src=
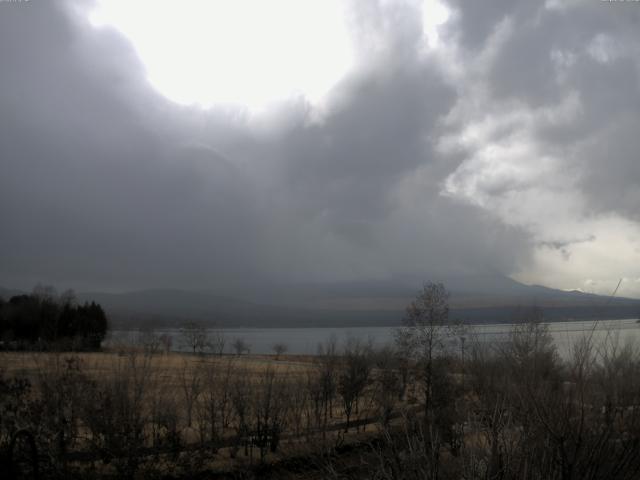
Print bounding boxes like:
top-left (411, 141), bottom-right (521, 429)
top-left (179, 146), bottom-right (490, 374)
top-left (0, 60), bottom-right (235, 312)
top-left (2, 284), bottom-right (640, 479)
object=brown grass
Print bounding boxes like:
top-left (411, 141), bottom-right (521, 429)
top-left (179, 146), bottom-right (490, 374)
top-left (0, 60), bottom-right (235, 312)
top-left (0, 351), bottom-right (315, 380)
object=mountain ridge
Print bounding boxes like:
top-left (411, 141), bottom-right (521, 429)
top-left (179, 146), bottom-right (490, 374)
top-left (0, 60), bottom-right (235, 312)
top-left (2, 277), bottom-right (639, 328)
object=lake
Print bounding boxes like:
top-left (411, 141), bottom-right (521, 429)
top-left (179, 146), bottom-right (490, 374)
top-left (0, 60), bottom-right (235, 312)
top-left (107, 318), bottom-right (640, 359)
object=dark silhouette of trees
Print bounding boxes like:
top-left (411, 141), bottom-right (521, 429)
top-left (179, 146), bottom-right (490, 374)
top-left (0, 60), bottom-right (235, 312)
top-left (0, 286), bottom-right (108, 350)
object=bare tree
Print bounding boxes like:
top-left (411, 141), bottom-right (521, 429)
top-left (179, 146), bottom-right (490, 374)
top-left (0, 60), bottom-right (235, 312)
top-left (136, 328), bottom-right (162, 355)
top-left (33, 353), bottom-right (90, 472)
top-left (305, 369), bottom-right (325, 434)
top-left (209, 328), bottom-right (226, 355)
top-left (272, 342), bottom-right (288, 360)
top-left (232, 337), bottom-right (250, 355)
top-left (80, 352), bottom-right (155, 478)
top-left (337, 339), bottom-right (372, 432)
top-left (229, 369), bottom-right (252, 458)
top-left (287, 376), bottom-right (309, 437)
top-left (179, 360), bottom-right (202, 428)
top-left (149, 384), bottom-right (180, 451)
top-left (371, 346), bottom-right (403, 425)
top-left (180, 322), bottom-right (209, 354)
top-left (395, 282), bottom-right (454, 416)
top-left (316, 337), bottom-right (339, 435)
top-left (250, 367), bottom-right (289, 460)
top-left (197, 357), bottom-right (236, 447)
top-left (159, 333), bottom-right (172, 354)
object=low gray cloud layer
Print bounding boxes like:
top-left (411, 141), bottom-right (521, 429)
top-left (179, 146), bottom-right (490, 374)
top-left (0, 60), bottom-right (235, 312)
top-left (1, 0), bottom-right (639, 297)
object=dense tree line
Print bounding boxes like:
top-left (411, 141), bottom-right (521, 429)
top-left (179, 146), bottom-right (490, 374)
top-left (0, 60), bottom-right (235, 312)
top-left (0, 286), bottom-right (108, 350)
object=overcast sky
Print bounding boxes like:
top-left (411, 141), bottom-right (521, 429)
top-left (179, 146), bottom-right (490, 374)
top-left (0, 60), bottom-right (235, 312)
top-left (1, 0), bottom-right (639, 297)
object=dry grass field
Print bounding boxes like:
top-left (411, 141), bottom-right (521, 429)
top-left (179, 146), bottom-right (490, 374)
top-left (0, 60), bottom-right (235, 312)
top-left (0, 347), bottom-right (401, 478)
top-left (0, 350), bottom-right (316, 381)
top-left (4, 320), bottom-right (640, 479)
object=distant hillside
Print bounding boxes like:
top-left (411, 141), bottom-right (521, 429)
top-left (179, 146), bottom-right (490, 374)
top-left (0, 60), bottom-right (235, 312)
top-left (4, 277), bottom-right (639, 328)
top-left (233, 274), bottom-right (640, 311)
top-left (72, 275), bottom-right (640, 328)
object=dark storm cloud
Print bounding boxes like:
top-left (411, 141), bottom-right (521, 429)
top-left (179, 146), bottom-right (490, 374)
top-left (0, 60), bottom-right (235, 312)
top-left (2, 0), bottom-right (638, 296)
top-left (476, 0), bottom-right (640, 219)
top-left (0, 1), bottom-right (266, 290)
top-left (275, 68), bottom-right (452, 223)
top-left (442, 0), bottom-right (532, 50)
top-left (439, 0), bottom-right (640, 294)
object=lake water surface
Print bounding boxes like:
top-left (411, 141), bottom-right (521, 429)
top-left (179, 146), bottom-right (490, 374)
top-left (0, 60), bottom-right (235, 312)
top-left (108, 318), bottom-right (640, 359)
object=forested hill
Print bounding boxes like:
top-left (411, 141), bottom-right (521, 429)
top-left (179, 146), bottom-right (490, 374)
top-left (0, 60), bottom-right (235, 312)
top-left (80, 276), bottom-right (640, 328)
top-left (3, 277), bottom-right (639, 329)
